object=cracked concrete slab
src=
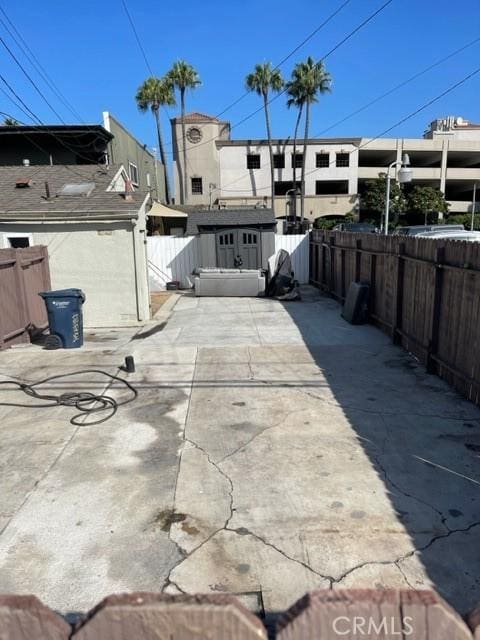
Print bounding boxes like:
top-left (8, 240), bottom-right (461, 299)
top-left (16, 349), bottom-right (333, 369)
top-left (169, 528), bottom-right (329, 613)
top-left (1, 288), bottom-right (479, 618)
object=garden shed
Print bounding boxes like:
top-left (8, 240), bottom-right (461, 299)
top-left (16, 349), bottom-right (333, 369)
top-left (186, 209), bottom-right (276, 270)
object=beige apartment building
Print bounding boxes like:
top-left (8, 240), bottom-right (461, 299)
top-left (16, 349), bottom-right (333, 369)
top-left (172, 113), bottom-right (480, 221)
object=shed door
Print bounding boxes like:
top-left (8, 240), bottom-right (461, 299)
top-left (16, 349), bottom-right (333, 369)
top-left (239, 230), bottom-right (260, 269)
top-left (217, 231), bottom-right (236, 268)
top-left (216, 229), bottom-right (261, 269)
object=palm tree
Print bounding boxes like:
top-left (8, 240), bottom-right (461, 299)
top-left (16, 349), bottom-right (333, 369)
top-left (135, 76), bottom-right (175, 204)
top-left (246, 62), bottom-right (284, 214)
top-left (168, 60), bottom-right (201, 205)
top-left (285, 82), bottom-right (304, 222)
top-left (3, 117), bottom-right (20, 126)
top-left (289, 57), bottom-right (331, 222)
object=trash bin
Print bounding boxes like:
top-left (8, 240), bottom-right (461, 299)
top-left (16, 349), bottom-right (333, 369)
top-left (39, 289), bottom-right (86, 349)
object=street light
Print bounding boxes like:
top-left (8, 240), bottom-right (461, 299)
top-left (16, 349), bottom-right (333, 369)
top-left (384, 153), bottom-right (413, 235)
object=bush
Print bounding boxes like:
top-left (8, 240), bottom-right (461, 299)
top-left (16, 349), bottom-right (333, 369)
top-left (446, 214), bottom-right (480, 230)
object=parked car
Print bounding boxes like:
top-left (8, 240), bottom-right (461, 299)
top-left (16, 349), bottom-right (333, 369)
top-left (333, 222), bottom-right (378, 233)
top-left (392, 224), bottom-right (464, 236)
top-left (415, 230), bottom-right (480, 241)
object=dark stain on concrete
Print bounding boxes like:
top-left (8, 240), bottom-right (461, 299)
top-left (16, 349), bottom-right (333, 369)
top-left (181, 520), bottom-right (200, 535)
top-left (232, 402), bottom-right (246, 407)
top-left (237, 563), bottom-right (250, 574)
top-left (154, 509), bottom-right (186, 532)
top-left (449, 509), bottom-right (463, 518)
top-left (235, 527), bottom-right (250, 536)
top-left (350, 510), bottom-right (366, 519)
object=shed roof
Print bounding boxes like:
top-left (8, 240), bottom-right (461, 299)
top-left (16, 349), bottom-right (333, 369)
top-left (0, 164), bottom-right (147, 220)
top-left (186, 209), bottom-right (276, 235)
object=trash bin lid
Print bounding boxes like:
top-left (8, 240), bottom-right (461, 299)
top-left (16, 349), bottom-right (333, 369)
top-left (39, 288), bottom-right (85, 300)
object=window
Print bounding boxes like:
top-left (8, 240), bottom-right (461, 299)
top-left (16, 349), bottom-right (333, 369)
top-left (336, 153), bottom-right (350, 168)
top-left (274, 180), bottom-right (295, 196)
top-left (219, 233), bottom-right (234, 245)
top-left (273, 154), bottom-right (285, 169)
top-left (316, 152), bottom-right (329, 168)
top-left (191, 177), bottom-right (203, 194)
top-left (57, 182), bottom-right (95, 197)
top-left (146, 172), bottom-right (151, 188)
top-left (291, 153), bottom-right (303, 168)
top-left (246, 154), bottom-right (261, 169)
top-left (315, 180), bottom-right (349, 195)
top-left (3, 233), bottom-right (32, 248)
top-left (242, 232), bottom-right (257, 245)
top-left (128, 162), bottom-right (139, 185)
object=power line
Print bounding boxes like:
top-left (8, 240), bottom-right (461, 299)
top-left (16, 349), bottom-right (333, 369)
top-left (0, 72), bottom-right (42, 124)
top-left (314, 35), bottom-right (480, 137)
top-left (0, 4), bottom-right (84, 123)
top-left (0, 35), bottom-right (66, 123)
top-left (171, 0), bottom-right (395, 159)
top-left (214, 0), bottom-right (353, 120)
top-left (219, 65), bottom-right (480, 193)
top-left (0, 76), bottom-right (110, 169)
top-left (120, 0), bottom-right (154, 76)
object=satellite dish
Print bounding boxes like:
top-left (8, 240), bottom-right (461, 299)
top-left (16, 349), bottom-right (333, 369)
top-left (456, 116), bottom-right (464, 125)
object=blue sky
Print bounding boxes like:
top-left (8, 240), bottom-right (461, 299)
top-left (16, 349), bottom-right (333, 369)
top-left (1, 0), bottom-right (480, 160)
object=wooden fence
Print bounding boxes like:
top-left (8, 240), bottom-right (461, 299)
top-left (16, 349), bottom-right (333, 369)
top-left (0, 245), bottom-right (51, 349)
top-left (310, 230), bottom-right (480, 405)
top-left (1, 589), bottom-right (479, 638)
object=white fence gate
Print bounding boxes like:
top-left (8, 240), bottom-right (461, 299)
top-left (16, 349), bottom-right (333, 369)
top-left (148, 234), bottom-right (309, 291)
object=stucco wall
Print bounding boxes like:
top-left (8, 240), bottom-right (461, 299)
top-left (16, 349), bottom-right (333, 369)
top-left (0, 221), bottom-right (148, 327)
top-left (104, 112), bottom-right (166, 202)
top-left (172, 120), bottom-right (228, 205)
top-left (218, 142), bottom-right (358, 200)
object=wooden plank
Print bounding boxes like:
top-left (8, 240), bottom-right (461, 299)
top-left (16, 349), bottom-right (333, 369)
top-left (427, 247), bottom-right (446, 374)
top-left (72, 593), bottom-right (267, 640)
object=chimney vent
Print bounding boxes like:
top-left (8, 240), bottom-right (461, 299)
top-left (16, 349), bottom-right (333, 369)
top-left (124, 178), bottom-right (134, 202)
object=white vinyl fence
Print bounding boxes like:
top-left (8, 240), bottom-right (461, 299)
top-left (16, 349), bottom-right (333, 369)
top-left (148, 234), bottom-right (309, 291)
top-left (275, 234), bottom-right (309, 284)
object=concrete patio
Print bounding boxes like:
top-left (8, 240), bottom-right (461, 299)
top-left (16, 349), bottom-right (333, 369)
top-left (0, 287), bottom-right (479, 619)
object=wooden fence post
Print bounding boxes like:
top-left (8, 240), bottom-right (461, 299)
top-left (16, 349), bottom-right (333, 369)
top-left (341, 248), bottom-right (346, 300)
top-left (355, 239), bottom-right (362, 281)
top-left (427, 246), bottom-right (445, 374)
top-left (368, 251), bottom-right (377, 317)
top-left (392, 242), bottom-right (406, 344)
top-left (329, 235), bottom-right (335, 295)
top-left (12, 250), bottom-right (29, 343)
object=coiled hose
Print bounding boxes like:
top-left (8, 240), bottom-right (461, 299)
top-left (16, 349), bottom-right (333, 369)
top-left (0, 369), bottom-right (138, 426)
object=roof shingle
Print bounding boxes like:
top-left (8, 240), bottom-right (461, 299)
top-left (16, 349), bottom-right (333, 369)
top-left (0, 165), bottom-right (147, 219)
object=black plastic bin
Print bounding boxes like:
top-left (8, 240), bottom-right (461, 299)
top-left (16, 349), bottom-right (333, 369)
top-left (39, 289), bottom-right (86, 349)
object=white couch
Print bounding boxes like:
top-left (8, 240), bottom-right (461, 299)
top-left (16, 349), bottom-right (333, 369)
top-left (194, 269), bottom-right (265, 297)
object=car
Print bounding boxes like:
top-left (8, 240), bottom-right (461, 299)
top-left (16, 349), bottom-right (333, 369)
top-left (415, 230), bottom-right (480, 241)
top-left (332, 222), bottom-right (378, 233)
top-left (392, 224), bottom-right (465, 236)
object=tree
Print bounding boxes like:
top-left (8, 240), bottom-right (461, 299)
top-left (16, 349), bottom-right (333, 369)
top-left (168, 60), bottom-right (201, 205)
top-left (3, 117), bottom-right (19, 126)
top-left (135, 76), bottom-right (175, 204)
top-left (246, 62), bottom-right (284, 214)
top-left (285, 80), bottom-right (304, 221)
top-left (406, 185), bottom-right (449, 225)
top-left (361, 175), bottom-right (407, 227)
top-left (288, 57), bottom-right (331, 222)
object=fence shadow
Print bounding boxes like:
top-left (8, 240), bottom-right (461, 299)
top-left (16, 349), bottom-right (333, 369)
top-left (277, 277), bottom-right (480, 615)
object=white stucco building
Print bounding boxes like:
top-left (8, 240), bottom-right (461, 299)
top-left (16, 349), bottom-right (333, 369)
top-left (172, 113), bottom-right (480, 221)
